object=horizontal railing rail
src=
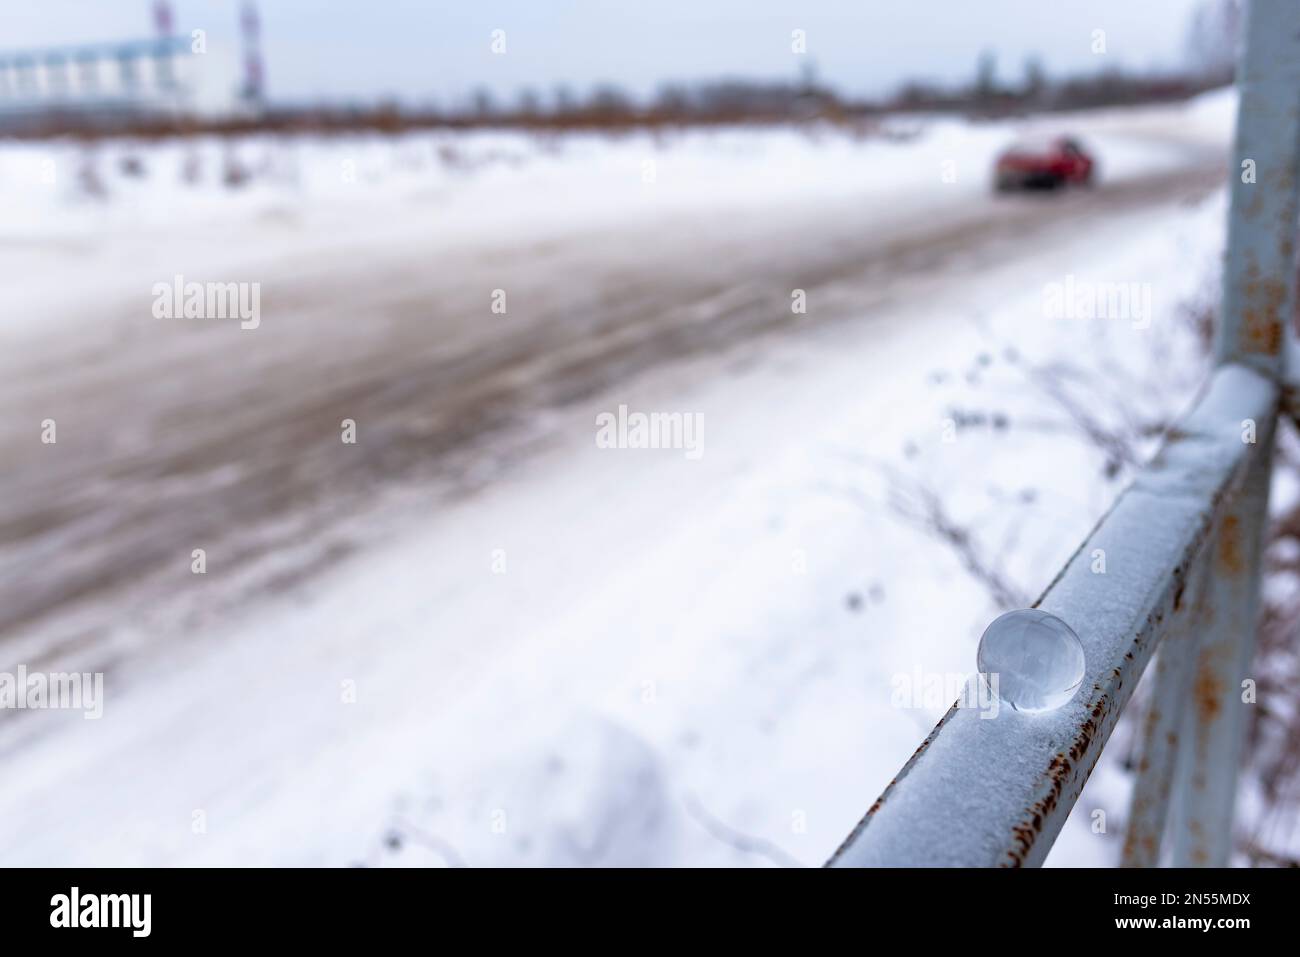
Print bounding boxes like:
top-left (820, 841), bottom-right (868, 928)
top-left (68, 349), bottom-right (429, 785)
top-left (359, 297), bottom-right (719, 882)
top-left (829, 365), bottom-right (1276, 867)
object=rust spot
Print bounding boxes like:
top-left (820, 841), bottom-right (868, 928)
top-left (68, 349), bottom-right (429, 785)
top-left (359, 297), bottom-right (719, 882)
top-left (1243, 191), bottom-right (1264, 222)
top-left (1069, 706), bottom-right (1105, 762)
top-left (1193, 655), bottom-right (1223, 725)
top-left (1010, 750), bottom-right (1091, 864)
top-left (1240, 271), bottom-right (1287, 356)
top-left (1216, 514), bottom-right (1244, 577)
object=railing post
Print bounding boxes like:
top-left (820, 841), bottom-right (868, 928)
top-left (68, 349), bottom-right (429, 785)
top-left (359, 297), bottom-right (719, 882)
top-left (1120, 563), bottom-right (1209, 866)
top-left (1212, 0), bottom-right (1300, 379)
top-left (1167, 0), bottom-right (1300, 866)
top-left (1170, 438), bottom-right (1275, 865)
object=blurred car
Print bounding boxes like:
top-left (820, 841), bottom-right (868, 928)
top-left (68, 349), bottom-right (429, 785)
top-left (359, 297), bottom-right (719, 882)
top-left (994, 135), bottom-right (1095, 191)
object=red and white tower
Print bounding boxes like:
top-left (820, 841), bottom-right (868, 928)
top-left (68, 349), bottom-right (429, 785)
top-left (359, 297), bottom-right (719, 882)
top-left (153, 0), bottom-right (174, 37)
top-left (240, 1), bottom-right (264, 105)
top-left (152, 0), bottom-right (176, 91)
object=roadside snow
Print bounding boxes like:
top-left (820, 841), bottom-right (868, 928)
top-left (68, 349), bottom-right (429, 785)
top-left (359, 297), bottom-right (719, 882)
top-left (0, 89), bottom-right (1228, 343)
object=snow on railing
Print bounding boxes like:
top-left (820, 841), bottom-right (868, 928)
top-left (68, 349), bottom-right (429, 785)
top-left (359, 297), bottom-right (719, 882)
top-left (829, 0), bottom-right (1300, 868)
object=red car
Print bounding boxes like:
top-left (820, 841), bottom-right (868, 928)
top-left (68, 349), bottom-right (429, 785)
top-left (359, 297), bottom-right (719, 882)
top-left (994, 135), bottom-right (1095, 191)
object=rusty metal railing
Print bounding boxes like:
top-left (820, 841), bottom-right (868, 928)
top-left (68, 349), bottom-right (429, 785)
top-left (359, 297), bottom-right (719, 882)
top-left (829, 0), bottom-right (1300, 868)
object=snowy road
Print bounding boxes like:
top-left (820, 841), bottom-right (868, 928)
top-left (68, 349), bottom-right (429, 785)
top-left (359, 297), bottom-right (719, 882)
top-left (0, 96), bottom-right (1233, 865)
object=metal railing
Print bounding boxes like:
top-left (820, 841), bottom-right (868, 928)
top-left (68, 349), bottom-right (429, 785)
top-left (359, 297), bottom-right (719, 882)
top-left (829, 0), bottom-right (1300, 868)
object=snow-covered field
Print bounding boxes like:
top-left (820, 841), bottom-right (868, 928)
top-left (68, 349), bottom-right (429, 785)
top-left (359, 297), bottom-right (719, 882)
top-left (0, 92), bottom-right (1241, 865)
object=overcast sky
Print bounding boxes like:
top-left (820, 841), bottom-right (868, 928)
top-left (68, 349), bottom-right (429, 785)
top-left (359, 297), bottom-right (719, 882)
top-left (1, 0), bottom-right (1210, 107)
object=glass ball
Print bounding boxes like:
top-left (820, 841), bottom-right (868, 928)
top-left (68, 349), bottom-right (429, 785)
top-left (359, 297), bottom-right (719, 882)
top-left (977, 609), bottom-right (1085, 713)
